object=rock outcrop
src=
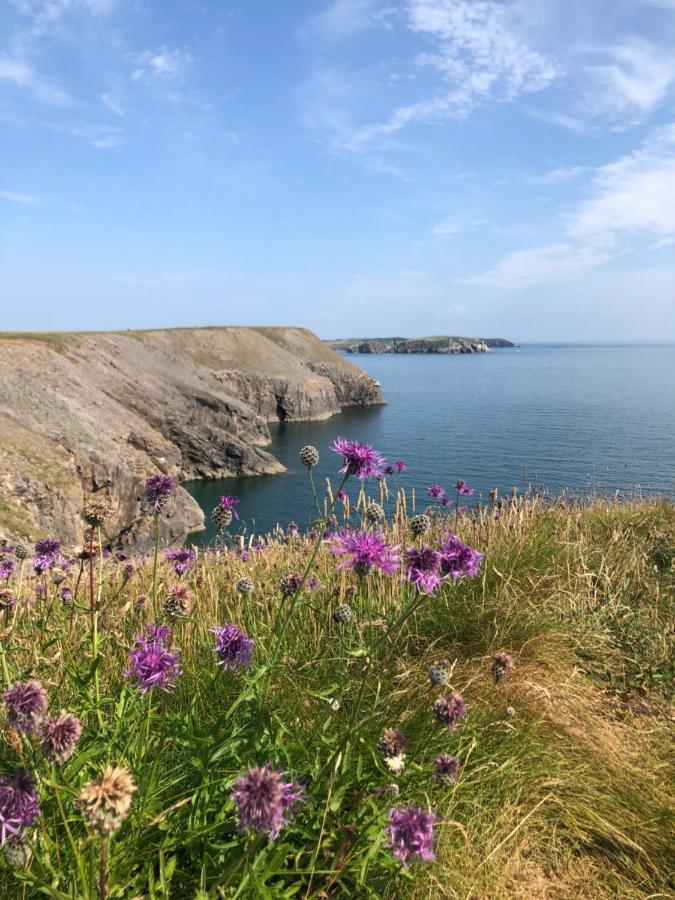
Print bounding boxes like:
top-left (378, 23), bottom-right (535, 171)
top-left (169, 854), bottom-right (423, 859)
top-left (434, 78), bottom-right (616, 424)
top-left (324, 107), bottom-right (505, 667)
top-left (327, 335), bottom-right (513, 354)
top-left (0, 327), bottom-right (384, 548)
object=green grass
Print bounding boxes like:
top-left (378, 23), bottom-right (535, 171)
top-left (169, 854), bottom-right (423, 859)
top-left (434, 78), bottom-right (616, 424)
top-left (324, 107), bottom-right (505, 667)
top-left (0, 489), bottom-right (672, 898)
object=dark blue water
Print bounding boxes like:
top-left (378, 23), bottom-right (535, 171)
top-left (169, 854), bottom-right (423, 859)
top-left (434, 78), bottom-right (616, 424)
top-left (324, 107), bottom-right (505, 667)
top-left (186, 345), bottom-right (675, 539)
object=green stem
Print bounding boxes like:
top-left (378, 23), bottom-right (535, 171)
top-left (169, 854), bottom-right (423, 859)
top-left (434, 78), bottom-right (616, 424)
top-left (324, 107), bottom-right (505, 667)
top-left (151, 515), bottom-right (160, 617)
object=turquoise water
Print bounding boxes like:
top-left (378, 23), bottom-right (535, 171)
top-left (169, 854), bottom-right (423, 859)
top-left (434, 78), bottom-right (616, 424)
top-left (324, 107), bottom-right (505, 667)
top-left (186, 344), bottom-right (675, 539)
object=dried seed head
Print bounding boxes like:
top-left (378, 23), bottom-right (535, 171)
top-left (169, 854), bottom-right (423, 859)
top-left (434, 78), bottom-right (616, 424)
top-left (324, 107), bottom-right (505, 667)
top-left (77, 766), bottom-right (136, 835)
top-left (365, 502), bottom-right (385, 524)
top-left (82, 499), bottom-right (109, 527)
top-left (163, 584), bottom-right (192, 619)
top-left (428, 659), bottom-right (451, 687)
top-left (409, 514), bottom-right (430, 537)
top-left (211, 505), bottom-right (233, 531)
top-left (236, 577), bottom-right (254, 595)
top-left (333, 603), bottom-right (353, 625)
top-left (299, 445), bottom-right (319, 469)
top-left (14, 544), bottom-right (27, 561)
top-left (377, 728), bottom-right (407, 759)
top-left (3, 839), bottom-right (31, 869)
top-left (434, 753), bottom-right (460, 786)
top-left (491, 651), bottom-right (514, 683)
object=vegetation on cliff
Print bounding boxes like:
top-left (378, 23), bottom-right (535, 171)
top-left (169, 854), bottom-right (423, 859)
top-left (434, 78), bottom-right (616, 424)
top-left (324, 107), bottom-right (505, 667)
top-left (0, 443), bottom-right (671, 898)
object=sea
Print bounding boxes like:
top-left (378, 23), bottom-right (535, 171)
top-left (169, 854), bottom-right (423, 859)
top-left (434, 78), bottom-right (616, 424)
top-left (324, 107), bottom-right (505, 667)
top-left (185, 344), bottom-right (675, 540)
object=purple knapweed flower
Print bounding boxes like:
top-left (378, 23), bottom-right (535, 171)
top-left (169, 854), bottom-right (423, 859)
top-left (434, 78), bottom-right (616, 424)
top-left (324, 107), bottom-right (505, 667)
top-left (0, 559), bottom-right (15, 580)
top-left (435, 753), bottom-right (460, 785)
top-left (2, 681), bottom-right (48, 734)
top-left (433, 693), bottom-right (466, 731)
top-left (31, 538), bottom-right (61, 574)
top-left (286, 521), bottom-right (300, 538)
top-left (405, 545), bottom-right (443, 595)
top-left (218, 495), bottom-right (240, 520)
top-left (337, 489), bottom-right (348, 503)
top-left (211, 622), bottom-right (254, 671)
top-left (60, 587), bottom-right (73, 603)
top-left (0, 771), bottom-right (41, 845)
top-left (331, 529), bottom-right (400, 576)
top-left (143, 474), bottom-right (175, 513)
top-left (331, 437), bottom-right (385, 480)
top-left (387, 805), bottom-right (436, 866)
top-left (427, 484), bottom-right (445, 500)
top-left (394, 460), bottom-right (407, 473)
top-left (163, 547), bottom-right (196, 576)
top-left (455, 480), bottom-right (474, 496)
top-left (125, 624), bottom-right (181, 694)
top-left (279, 572), bottom-right (303, 596)
top-left (231, 762), bottom-right (304, 839)
top-left (37, 711), bottom-right (82, 765)
top-left (439, 533), bottom-right (484, 580)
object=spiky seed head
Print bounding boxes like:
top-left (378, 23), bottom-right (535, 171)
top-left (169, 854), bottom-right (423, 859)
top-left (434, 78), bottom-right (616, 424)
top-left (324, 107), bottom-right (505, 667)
top-left (162, 584), bottom-right (192, 619)
top-left (299, 445), bottom-right (319, 469)
top-left (365, 502), bottom-right (385, 524)
top-left (435, 753), bottom-right (460, 786)
top-left (51, 571), bottom-right (66, 586)
top-left (333, 603), bottom-right (353, 624)
top-left (211, 505), bottom-right (233, 531)
top-left (77, 766), bottom-right (136, 835)
top-left (409, 514), bottom-right (430, 537)
top-left (236, 577), bottom-right (254, 595)
top-left (428, 659), bottom-right (451, 686)
top-left (491, 651), bottom-right (514, 683)
top-left (3, 840), bottom-right (31, 869)
top-left (82, 499), bottom-right (109, 527)
top-left (14, 544), bottom-right (27, 561)
top-left (0, 589), bottom-right (14, 610)
top-left (377, 728), bottom-right (407, 759)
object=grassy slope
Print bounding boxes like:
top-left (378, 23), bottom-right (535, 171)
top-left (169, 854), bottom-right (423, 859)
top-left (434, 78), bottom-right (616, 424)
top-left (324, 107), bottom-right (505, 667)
top-left (0, 495), bottom-right (672, 897)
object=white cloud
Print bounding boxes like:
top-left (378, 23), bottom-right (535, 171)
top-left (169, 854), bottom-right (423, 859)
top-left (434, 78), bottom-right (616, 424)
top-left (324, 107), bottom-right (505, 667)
top-left (0, 55), bottom-right (71, 104)
top-left (301, 0), bottom-right (397, 42)
top-left (527, 165), bottom-right (587, 185)
top-left (101, 90), bottom-right (125, 116)
top-left (131, 48), bottom-right (191, 83)
top-left (432, 214), bottom-right (487, 236)
top-left (45, 120), bottom-right (123, 147)
top-left (0, 189), bottom-right (45, 206)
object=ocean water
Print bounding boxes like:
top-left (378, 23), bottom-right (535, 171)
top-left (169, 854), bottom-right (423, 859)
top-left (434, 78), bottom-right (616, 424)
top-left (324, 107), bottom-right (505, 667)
top-left (185, 344), bottom-right (675, 540)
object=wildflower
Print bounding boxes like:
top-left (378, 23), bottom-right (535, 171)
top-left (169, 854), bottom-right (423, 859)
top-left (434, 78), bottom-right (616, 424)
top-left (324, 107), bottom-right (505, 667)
top-left (433, 693), bottom-right (466, 731)
top-left (438, 533), bottom-right (484, 579)
top-left (163, 584), bottom-right (192, 619)
top-left (387, 806), bottom-right (436, 866)
top-left (506, 706), bottom-right (516, 717)
top-left (286, 521), bottom-right (300, 539)
top-left (143, 474), bottom-right (175, 512)
top-left (3, 837), bottom-right (31, 868)
top-left (384, 465), bottom-right (394, 475)
top-left (0, 559), bottom-right (15, 580)
top-left (163, 547), bottom-right (196, 576)
top-left (31, 537), bottom-right (61, 574)
top-left (211, 622), bottom-right (254, 670)
top-left (236, 576), bottom-right (254, 595)
top-left (428, 659), bottom-right (451, 686)
top-left (299, 445), bottom-right (319, 468)
top-left (331, 530), bottom-right (400, 576)
top-left (427, 484), bottom-right (445, 500)
top-left (231, 762), bottom-right (304, 839)
top-left (365, 501), bottom-right (385, 524)
top-left (218, 495), bottom-right (240, 520)
top-left (378, 729), bottom-right (407, 775)
top-left (0, 590), bottom-right (15, 612)
top-left (337, 489), bottom-right (347, 503)
top-left (121, 561), bottom-right (135, 582)
top-left (405, 545), bottom-right (443, 594)
top-left (60, 586), bottom-right (73, 603)
top-left (82, 498), bottom-right (109, 527)
top-left (333, 603), bottom-right (353, 624)
top-left (409, 513), bottom-right (430, 537)
top-left (279, 572), bottom-right (303, 596)
top-left (394, 460), bottom-right (407, 473)
top-left (212, 505), bottom-right (233, 530)
top-left (455, 480), bottom-right (474, 496)
top-left (37, 711), bottom-right (81, 765)
top-left (2, 681), bottom-right (47, 734)
top-left (331, 437), bottom-right (385, 480)
top-left (491, 651), bottom-right (514, 683)
top-left (435, 753), bottom-right (460, 785)
top-left (0, 771), bottom-right (41, 845)
top-left (125, 624), bottom-right (182, 694)
top-left (77, 766), bottom-right (136, 835)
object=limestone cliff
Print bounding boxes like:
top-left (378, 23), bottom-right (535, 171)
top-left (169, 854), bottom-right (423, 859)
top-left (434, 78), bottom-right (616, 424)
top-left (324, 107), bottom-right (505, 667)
top-left (0, 327), bottom-right (384, 547)
top-left (327, 335), bottom-right (513, 354)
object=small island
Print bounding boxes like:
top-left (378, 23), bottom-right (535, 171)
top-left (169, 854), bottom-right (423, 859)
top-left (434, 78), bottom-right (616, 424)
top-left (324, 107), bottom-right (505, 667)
top-left (326, 335), bottom-right (514, 354)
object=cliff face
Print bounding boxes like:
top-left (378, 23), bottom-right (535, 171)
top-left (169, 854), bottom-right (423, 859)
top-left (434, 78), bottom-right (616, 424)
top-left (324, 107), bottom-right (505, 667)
top-left (0, 327), bottom-right (384, 548)
top-left (327, 336), bottom-right (513, 354)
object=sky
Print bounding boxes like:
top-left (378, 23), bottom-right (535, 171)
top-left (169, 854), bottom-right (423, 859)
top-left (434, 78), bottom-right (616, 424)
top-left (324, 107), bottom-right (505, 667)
top-left (1, 0), bottom-right (675, 342)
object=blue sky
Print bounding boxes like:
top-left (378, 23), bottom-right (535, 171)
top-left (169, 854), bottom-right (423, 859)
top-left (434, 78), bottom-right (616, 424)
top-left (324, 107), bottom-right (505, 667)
top-left (1, 0), bottom-right (675, 342)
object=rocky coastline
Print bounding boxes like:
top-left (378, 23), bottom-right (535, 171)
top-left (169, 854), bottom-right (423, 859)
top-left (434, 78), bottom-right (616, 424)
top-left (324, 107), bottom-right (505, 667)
top-left (0, 327), bottom-right (384, 548)
top-left (327, 336), bottom-right (514, 354)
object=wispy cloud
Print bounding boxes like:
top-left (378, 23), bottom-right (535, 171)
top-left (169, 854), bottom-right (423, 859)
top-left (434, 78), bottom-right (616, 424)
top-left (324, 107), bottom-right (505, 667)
top-left (0, 188), bottom-right (45, 206)
top-left (527, 165), bottom-right (587, 185)
top-left (101, 89), bottom-right (125, 116)
top-left (0, 55), bottom-right (71, 104)
top-left (45, 120), bottom-right (123, 148)
top-left (131, 48), bottom-right (191, 84)
top-left (300, 0), bottom-right (398, 43)
top-left (432, 214), bottom-right (487, 236)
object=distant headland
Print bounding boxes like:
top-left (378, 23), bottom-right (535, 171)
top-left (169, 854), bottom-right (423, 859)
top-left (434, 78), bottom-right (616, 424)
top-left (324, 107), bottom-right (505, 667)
top-left (326, 336), bottom-right (514, 354)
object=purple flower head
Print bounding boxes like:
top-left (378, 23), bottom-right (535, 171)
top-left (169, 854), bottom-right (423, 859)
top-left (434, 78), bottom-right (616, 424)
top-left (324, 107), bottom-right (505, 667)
top-left (405, 545), bottom-right (443, 594)
top-left (433, 692), bottom-right (466, 731)
top-left (218, 495), bottom-right (240, 520)
top-left (331, 529), bottom-right (400, 577)
top-left (439, 533), bottom-right (484, 580)
top-left (441, 496), bottom-right (453, 507)
top-left (143, 474), bottom-right (175, 513)
top-left (125, 624), bottom-right (181, 694)
top-left (286, 521), bottom-right (300, 538)
top-left (279, 572), bottom-right (303, 596)
top-left (455, 480), bottom-right (474, 496)
top-left (384, 465), bottom-right (394, 476)
top-left (2, 681), bottom-right (48, 734)
top-left (60, 587), bottom-right (73, 603)
top-left (0, 559), bottom-right (16, 580)
top-left (163, 547), bottom-right (196, 576)
top-left (35, 584), bottom-right (46, 598)
top-left (337, 489), bottom-right (348, 503)
top-left (427, 484), bottom-right (445, 500)
top-left (231, 762), bottom-right (304, 839)
top-left (0, 771), bottom-right (41, 845)
top-left (32, 538), bottom-right (62, 574)
top-left (37, 711), bottom-right (82, 765)
top-left (211, 622), bottom-right (254, 670)
top-left (394, 460), bottom-right (407, 473)
top-left (387, 805), bottom-right (436, 866)
top-left (435, 753), bottom-right (460, 785)
top-left (330, 437), bottom-right (385, 480)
